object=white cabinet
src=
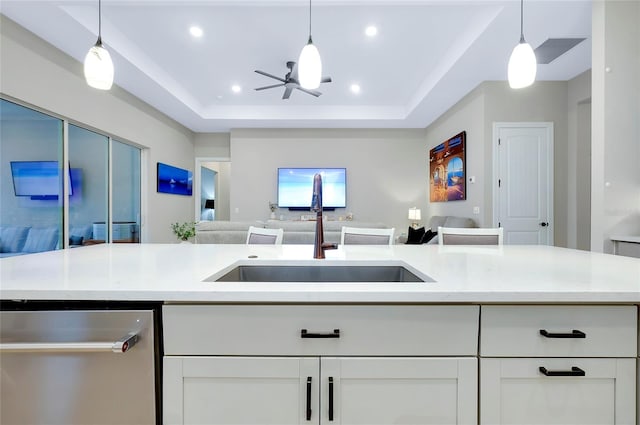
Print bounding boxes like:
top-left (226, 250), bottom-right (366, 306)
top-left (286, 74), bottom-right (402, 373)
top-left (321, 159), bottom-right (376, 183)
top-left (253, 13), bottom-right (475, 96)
top-left (481, 358), bottom-right (635, 425)
top-left (163, 305), bottom-right (479, 425)
top-left (480, 305), bottom-right (638, 425)
top-left (164, 356), bottom-right (476, 425)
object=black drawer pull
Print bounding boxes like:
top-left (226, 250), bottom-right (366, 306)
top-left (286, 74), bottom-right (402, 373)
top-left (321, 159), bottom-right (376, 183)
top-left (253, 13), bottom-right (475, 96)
top-left (301, 329), bottom-right (340, 338)
top-left (539, 329), bottom-right (586, 338)
top-left (328, 377), bottom-right (334, 421)
top-left (539, 366), bottom-right (586, 377)
top-left (306, 377), bottom-right (312, 421)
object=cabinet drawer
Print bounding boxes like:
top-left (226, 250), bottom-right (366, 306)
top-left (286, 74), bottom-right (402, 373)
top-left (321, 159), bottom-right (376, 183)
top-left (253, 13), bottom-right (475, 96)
top-left (480, 357), bottom-right (636, 425)
top-left (163, 305), bottom-right (479, 356)
top-left (480, 305), bottom-right (637, 357)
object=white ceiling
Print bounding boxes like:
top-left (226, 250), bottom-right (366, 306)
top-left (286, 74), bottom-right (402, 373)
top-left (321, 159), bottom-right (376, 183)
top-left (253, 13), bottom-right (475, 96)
top-left (1, 0), bottom-right (592, 132)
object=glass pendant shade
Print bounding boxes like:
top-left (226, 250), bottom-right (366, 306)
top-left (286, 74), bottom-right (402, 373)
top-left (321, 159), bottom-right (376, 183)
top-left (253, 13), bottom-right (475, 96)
top-left (298, 38), bottom-right (322, 90)
top-left (84, 41), bottom-right (114, 90)
top-left (507, 41), bottom-right (536, 89)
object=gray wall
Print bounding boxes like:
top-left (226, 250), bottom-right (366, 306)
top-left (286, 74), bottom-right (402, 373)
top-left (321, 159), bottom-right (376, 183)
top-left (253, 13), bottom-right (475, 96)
top-left (1, 15), bottom-right (196, 243)
top-left (229, 128), bottom-right (428, 235)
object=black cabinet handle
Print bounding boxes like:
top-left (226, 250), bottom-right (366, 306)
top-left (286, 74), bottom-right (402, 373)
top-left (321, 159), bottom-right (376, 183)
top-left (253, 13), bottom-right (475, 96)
top-left (300, 329), bottom-right (340, 338)
top-left (328, 377), bottom-right (334, 421)
top-left (306, 377), bottom-right (312, 421)
top-left (539, 366), bottom-right (586, 377)
top-left (539, 329), bottom-right (586, 338)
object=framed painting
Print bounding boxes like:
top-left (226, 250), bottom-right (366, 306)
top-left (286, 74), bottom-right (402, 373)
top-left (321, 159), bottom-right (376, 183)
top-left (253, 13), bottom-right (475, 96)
top-left (429, 131), bottom-right (466, 202)
top-left (157, 162), bottom-right (193, 196)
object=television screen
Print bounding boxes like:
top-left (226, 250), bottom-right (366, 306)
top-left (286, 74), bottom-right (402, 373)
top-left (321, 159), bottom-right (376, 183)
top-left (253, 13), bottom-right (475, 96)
top-left (278, 168), bottom-right (346, 209)
top-left (157, 162), bottom-right (193, 196)
top-left (11, 161), bottom-right (73, 199)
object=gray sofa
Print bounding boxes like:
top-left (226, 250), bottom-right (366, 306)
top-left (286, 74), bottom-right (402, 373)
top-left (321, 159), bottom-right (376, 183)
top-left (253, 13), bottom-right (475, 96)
top-left (195, 220), bottom-right (390, 245)
top-left (425, 215), bottom-right (477, 244)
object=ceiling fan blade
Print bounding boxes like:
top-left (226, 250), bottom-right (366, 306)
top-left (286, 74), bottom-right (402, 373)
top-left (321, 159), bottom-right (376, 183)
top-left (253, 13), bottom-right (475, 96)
top-left (254, 70), bottom-right (286, 83)
top-left (282, 87), bottom-right (294, 99)
top-left (321, 76), bottom-right (332, 83)
top-left (255, 83), bottom-right (285, 91)
top-left (295, 86), bottom-right (322, 97)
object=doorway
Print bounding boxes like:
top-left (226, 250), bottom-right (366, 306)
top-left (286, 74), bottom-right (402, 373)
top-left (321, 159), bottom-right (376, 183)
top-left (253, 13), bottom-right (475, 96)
top-left (194, 158), bottom-right (231, 222)
top-left (493, 122), bottom-right (554, 245)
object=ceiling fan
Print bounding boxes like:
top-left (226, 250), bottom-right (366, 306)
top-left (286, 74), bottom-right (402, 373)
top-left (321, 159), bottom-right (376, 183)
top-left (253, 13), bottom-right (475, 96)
top-left (254, 61), bottom-right (331, 99)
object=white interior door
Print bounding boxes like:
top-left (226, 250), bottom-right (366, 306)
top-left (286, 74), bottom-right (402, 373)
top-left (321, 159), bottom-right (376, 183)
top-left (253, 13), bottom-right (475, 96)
top-left (493, 123), bottom-right (553, 245)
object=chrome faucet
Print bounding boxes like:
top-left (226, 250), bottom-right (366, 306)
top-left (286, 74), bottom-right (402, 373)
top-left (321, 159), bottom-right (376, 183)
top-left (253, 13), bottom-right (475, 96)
top-left (312, 173), bottom-right (338, 259)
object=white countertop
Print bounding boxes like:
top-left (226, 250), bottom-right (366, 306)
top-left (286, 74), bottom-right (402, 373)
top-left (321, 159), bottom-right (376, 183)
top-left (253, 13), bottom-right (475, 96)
top-left (1, 244), bottom-right (639, 303)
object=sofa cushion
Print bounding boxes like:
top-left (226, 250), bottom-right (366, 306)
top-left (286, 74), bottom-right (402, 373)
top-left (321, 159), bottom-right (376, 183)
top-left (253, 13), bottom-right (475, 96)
top-left (443, 216), bottom-right (476, 228)
top-left (22, 227), bottom-right (59, 253)
top-left (0, 226), bottom-right (31, 253)
top-left (421, 229), bottom-right (438, 244)
top-left (196, 221), bottom-right (263, 232)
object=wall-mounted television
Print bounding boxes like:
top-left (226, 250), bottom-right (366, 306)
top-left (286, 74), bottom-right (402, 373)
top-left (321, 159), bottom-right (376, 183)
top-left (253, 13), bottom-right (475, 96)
top-left (157, 162), bottom-right (193, 196)
top-left (10, 161), bottom-right (74, 200)
top-left (278, 168), bottom-right (346, 209)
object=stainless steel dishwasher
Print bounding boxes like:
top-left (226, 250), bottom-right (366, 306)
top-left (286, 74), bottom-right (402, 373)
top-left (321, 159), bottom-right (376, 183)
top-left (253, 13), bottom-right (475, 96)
top-left (0, 303), bottom-right (159, 425)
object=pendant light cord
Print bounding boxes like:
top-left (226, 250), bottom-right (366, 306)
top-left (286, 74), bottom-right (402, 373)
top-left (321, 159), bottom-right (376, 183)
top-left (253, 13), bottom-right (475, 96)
top-left (97, 0), bottom-right (103, 44)
top-left (308, 0), bottom-right (312, 39)
top-left (519, 0), bottom-right (525, 43)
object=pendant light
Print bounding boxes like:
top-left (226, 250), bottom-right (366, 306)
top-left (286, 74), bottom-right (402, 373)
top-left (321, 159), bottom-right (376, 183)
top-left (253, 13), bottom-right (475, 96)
top-left (298, 0), bottom-right (322, 90)
top-left (84, 0), bottom-right (114, 90)
top-left (507, 0), bottom-right (536, 89)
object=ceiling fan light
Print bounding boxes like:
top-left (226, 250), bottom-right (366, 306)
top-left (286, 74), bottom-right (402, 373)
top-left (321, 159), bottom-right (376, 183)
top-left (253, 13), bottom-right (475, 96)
top-left (298, 40), bottom-right (322, 90)
top-left (507, 41), bottom-right (536, 89)
top-left (84, 41), bottom-right (114, 90)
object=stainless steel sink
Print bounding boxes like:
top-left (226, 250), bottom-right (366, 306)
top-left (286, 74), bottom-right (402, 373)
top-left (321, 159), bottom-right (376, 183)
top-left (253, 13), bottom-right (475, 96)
top-left (207, 264), bottom-right (431, 283)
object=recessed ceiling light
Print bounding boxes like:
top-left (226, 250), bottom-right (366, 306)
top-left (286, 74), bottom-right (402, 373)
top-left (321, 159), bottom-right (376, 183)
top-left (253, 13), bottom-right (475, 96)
top-left (189, 26), bottom-right (203, 38)
top-left (231, 85), bottom-right (242, 93)
top-left (365, 26), bottom-right (378, 37)
top-left (350, 84), bottom-right (361, 94)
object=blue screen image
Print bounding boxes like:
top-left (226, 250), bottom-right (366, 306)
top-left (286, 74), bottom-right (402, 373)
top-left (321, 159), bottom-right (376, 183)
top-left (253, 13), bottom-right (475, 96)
top-left (278, 168), bottom-right (346, 208)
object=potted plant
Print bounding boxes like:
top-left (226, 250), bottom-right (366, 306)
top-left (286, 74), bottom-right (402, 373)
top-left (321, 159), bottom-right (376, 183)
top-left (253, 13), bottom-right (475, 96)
top-left (171, 222), bottom-right (196, 243)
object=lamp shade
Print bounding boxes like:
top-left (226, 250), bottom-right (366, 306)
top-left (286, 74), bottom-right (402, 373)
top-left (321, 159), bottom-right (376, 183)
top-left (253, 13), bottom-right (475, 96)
top-left (205, 199), bottom-right (215, 209)
top-left (507, 41), bottom-right (536, 89)
top-left (84, 42), bottom-right (114, 90)
top-left (408, 208), bottom-right (421, 221)
top-left (298, 38), bottom-right (322, 90)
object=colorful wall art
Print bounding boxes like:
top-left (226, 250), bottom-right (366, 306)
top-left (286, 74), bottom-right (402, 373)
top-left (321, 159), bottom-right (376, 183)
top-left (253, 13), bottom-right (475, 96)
top-left (429, 131), bottom-right (466, 202)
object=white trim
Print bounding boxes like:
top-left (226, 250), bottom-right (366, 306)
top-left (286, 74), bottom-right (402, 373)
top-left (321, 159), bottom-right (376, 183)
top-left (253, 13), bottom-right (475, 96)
top-left (492, 122), bottom-right (554, 245)
top-left (62, 121), bottom-right (69, 249)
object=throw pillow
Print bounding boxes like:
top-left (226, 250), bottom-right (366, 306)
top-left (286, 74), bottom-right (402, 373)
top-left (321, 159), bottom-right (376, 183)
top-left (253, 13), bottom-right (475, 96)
top-left (421, 229), bottom-right (438, 244)
top-left (405, 226), bottom-right (425, 244)
top-left (69, 236), bottom-right (84, 246)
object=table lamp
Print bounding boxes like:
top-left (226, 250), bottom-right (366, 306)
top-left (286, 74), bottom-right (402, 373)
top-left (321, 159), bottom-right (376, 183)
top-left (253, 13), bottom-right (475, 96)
top-left (408, 207), bottom-right (421, 229)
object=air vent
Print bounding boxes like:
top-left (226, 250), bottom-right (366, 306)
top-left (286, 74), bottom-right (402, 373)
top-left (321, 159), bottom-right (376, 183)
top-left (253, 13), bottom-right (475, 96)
top-left (534, 38), bottom-right (587, 64)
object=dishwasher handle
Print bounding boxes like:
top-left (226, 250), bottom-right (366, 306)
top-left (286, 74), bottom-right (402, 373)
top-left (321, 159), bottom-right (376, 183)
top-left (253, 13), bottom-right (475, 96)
top-left (0, 332), bottom-right (139, 353)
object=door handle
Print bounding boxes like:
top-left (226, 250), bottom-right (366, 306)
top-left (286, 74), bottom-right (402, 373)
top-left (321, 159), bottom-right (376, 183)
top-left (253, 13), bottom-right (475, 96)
top-left (0, 332), bottom-right (139, 353)
top-left (300, 329), bottom-right (340, 338)
top-left (540, 222), bottom-right (549, 227)
top-left (540, 329), bottom-right (586, 339)
top-left (306, 377), bottom-right (312, 421)
top-left (539, 366), bottom-right (585, 377)
top-left (328, 377), bottom-right (334, 421)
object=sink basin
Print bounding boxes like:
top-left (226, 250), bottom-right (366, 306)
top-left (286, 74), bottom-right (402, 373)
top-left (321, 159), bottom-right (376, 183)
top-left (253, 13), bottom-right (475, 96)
top-left (207, 264), bottom-right (431, 283)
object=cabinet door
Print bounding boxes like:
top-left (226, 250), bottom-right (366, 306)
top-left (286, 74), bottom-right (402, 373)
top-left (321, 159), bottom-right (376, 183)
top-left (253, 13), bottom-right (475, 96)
top-left (321, 357), bottom-right (477, 425)
top-left (164, 356), bottom-right (319, 425)
top-left (481, 358), bottom-right (636, 425)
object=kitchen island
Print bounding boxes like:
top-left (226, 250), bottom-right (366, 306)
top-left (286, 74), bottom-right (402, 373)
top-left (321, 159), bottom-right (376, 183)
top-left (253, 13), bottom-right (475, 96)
top-left (1, 243), bottom-right (638, 303)
top-left (1, 244), bottom-right (639, 425)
